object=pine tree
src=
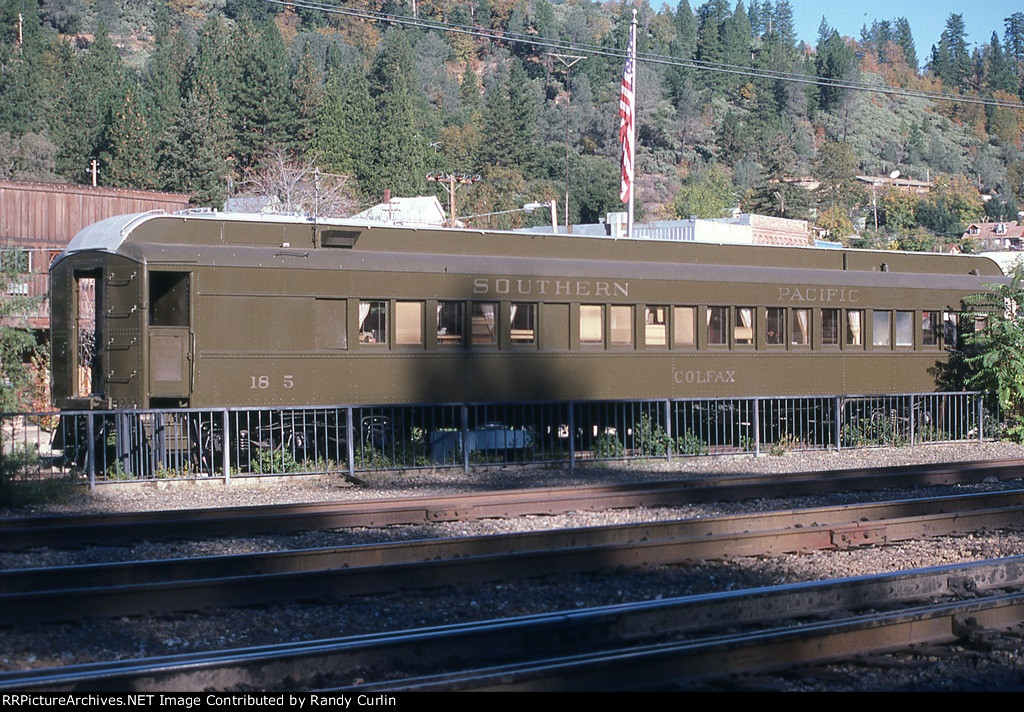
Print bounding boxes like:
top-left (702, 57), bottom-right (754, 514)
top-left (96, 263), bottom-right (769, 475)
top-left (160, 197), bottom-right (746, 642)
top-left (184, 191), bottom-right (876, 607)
top-left (159, 90), bottom-right (231, 206)
top-left (477, 63), bottom-right (515, 169)
top-left (292, 47), bottom-right (324, 149)
top-left (985, 33), bottom-right (1017, 94)
top-left (665, 1), bottom-right (697, 107)
top-left (145, 12), bottom-right (190, 150)
top-left (227, 19), bottom-right (296, 171)
top-left (816, 30), bottom-right (856, 112)
top-left (0, 0), bottom-right (53, 137)
top-left (309, 67), bottom-right (374, 189)
top-left (366, 28), bottom-right (426, 199)
top-left (506, 59), bottom-right (537, 170)
top-left (894, 18), bottom-right (918, 71)
top-left (99, 82), bottom-right (157, 189)
top-left (55, 25), bottom-right (125, 182)
top-left (930, 14), bottom-right (971, 89)
top-left (813, 140), bottom-right (865, 210)
top-left (721, 1), bottom-right (752, 89)
top-left (695, 0), bottom-right (729, 93)
top-left (1005, 12), bottom-right (1024, 67)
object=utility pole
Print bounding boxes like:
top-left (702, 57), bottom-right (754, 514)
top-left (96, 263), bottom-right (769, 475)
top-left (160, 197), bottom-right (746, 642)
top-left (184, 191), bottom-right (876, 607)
top-left (426, 172), bottom-right (480, 227)
top-left (89, 159), bottom-right (99, 187)
top-left (549, 53), bottom-right (586, 232)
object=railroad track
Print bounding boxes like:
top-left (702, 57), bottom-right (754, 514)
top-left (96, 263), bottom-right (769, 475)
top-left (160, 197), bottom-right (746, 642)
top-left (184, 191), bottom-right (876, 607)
top-left (3, 458), bottom-right (1024, 550)
top-left (5, 488), bottom-right (1024, 625)
top-left (4, 557), bottom-right (1023, 691)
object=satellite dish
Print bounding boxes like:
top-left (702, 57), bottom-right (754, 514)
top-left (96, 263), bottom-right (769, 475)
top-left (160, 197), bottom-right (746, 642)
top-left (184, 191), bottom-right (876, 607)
top-left (889, 170), bottom-right (901, 179)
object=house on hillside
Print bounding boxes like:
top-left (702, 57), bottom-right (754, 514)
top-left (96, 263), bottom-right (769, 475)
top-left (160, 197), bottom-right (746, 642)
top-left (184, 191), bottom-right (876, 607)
top-left (963, 221), bottom-right (1024, 251)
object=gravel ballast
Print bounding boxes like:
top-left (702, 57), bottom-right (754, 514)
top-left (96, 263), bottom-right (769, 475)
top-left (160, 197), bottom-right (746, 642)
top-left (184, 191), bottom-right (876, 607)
top-left (3, 441), bottom-right (1024, 690)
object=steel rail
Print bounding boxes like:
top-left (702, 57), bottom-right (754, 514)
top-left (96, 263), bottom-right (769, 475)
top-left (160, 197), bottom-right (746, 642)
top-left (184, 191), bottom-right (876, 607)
top-left (2, 458), bottom-right (1023, 550)
top-left (6, 487), bottom-right (1024, 595)
top-left (5, 490), bottom-right (1024, 624)
top-left (356, 593), bottom-right (1024, 691)
top-left (3, 557), bottom-right (1023, 691)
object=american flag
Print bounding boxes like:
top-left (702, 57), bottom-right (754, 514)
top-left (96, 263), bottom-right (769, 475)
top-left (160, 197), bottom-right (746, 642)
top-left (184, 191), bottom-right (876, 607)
top-left (618, 19), bottom-right (636, 204)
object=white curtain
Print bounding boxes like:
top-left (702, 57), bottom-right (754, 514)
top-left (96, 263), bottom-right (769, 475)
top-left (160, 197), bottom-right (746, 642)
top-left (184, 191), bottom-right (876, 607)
top-left (847, 311), bottom-right (862, 345)
top-left (480, 303), bottom-right (495, 338)
top-left (793, 309), bottom-right (809, 345)
top-left (736, 307), bottom-right (753, 344)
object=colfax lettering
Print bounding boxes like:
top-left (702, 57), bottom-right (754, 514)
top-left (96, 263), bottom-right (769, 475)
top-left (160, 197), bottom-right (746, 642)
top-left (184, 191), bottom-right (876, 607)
top-left (778, 286), bottom-right (859, 303)
top-left (474, 277), bottom-right (628, 298)
top-left (673, 369), bottom-right (736, 384)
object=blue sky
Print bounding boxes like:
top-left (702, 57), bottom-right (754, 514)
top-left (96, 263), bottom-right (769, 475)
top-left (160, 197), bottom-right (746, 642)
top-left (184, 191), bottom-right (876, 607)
top-left (785, 1), bottom-right (1020, 57)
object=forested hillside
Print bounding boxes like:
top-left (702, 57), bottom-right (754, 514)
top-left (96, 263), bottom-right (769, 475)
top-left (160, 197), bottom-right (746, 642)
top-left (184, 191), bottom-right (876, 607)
top-left (1, 0), bottom-right (1022, 247)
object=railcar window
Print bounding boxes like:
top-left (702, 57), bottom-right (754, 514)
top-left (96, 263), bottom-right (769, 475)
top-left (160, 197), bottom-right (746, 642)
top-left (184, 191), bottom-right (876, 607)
top-left (472, 302), bottom-right (498, 345)
top-left (610, 305), bottom-right (633, 346)
top-left (396, 301), bottom-right (423, 345)
top-left (922, 311), bottom-right (938, 346)
top-left (359, 301), bottom-right (387, 344)
top-left (822, 309), bottom-right (840, 346)
top-left (437, 301), bottom-right (464, 345)
top-left (943, 312), bottom-right (958, 348)
top-left (673, 306), bottom-right (695, 347)
top-left (895, 311), bottom-right (913, 347)
top-left (436, 301), bottom-right (464, 346)
top-left (734, 308), bottom-right (754, 345)
top-left (791, 308), bottom-right (810, 346)
top-left (846, 310), bottom-right (864, 347)
top-left (314, 299), bottom-right (347, 350)
top-left (580, 304), bottom-right (604, 345)
top-left (766, 307), bottom-right (785, 345)
top-left (645, 306), bottom-right (668, 347)
top-left (707, 306), bottom-right (728, 346)
top-left (511, 303), bottom-right (536, 344)
top-left (149, 272), bottom-right (189, 327)
top-left (873, 310), bottom-right (891, 348)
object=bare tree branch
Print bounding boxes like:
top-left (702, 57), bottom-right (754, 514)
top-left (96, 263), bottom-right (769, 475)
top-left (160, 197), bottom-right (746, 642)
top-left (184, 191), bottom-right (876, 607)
top-left (235, 149), bottom-right (358, 218)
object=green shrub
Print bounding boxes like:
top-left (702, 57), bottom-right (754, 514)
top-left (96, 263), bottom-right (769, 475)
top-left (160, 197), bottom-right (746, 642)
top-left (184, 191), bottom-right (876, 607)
top-left (675, 429), bottom-right (708, 456)
top-left (591, 433), bottom-right (625, 459)
top-left (249, 446), bottom-right (302, 474)
top-left (634, 414), bottom-right (671, 457)
top-left (0, 444), bottom-right (78, 506)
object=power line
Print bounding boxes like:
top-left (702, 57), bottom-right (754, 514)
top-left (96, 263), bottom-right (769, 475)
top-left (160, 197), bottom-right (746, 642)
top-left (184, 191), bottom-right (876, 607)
top-left (262, 0), bottom-right (1024, 110)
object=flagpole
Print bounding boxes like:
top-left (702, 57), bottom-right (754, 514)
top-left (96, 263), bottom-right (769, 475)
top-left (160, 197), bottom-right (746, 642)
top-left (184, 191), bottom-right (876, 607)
top-left (627, 10), bottom-right (636, 240)
top-left (619, 8), bottom-right (637, 239)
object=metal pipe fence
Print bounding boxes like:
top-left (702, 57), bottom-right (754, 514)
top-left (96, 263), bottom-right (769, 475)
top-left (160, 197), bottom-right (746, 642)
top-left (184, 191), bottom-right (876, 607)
top-left (0, 392), bottom-right (993, 486)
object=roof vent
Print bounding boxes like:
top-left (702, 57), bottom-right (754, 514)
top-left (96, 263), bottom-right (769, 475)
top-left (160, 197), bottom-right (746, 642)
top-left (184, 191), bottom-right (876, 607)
top-left (320, 229), bottom-right (361, 248)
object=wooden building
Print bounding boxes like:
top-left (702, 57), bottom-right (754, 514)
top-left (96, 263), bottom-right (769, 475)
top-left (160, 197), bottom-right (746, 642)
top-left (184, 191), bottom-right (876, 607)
top-left (1, 181), bottom-right (190, 331)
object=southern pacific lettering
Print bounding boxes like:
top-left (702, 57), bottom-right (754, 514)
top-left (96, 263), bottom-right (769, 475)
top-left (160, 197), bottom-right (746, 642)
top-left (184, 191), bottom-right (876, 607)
top-left (473, 278), bottom-right (629, 298)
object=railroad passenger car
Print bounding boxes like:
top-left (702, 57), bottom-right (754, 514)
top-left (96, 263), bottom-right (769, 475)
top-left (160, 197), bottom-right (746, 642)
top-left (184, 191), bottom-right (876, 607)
top-left (49, 211), bottom-right (1002, 411)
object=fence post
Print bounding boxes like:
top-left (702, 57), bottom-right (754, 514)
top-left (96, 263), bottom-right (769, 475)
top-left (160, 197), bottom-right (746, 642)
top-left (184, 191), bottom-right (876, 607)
top-left (977, 394), bottom-right (984, 443)
top-left (222, 409), bottom-right (231, 485)
top-left (909, 395), bottom-right (916, 446)
top-left (346, 406), bottom-right (355, 479)
top-left (461, 405), bottom-right (470, 474)
top-left (834, 396), bottom-right (842, 451)
top-left (86, 414), bottom-right (96, 490)
top-left (568, 403), bottom-right (576, 471)
top-left (753, 398), bottom-right (760, 457)
top-left (664, 400), bottom-right (673, 462)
